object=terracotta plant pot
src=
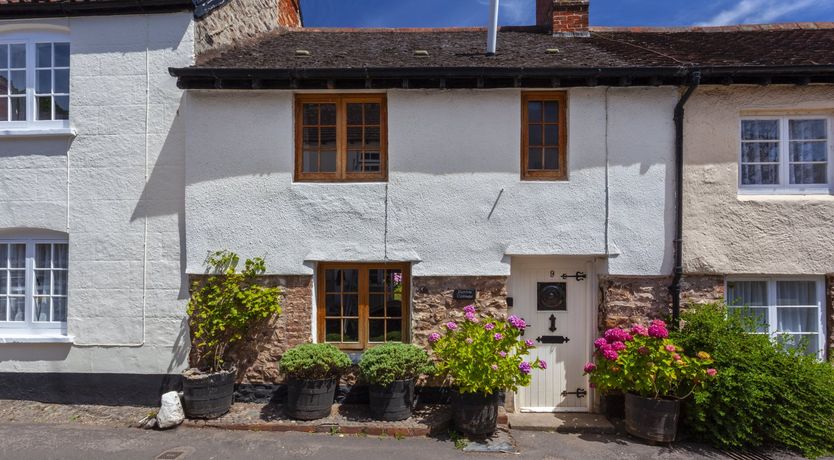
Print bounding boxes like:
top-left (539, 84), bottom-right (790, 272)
top-left (624, 392), bottom-right (681, 443)
top-left (181, 367), bottom-right (236, 419)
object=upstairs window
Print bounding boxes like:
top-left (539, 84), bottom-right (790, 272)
top-left (522, 92), bottom-right (567, 180)
top-left (294, 94), bottom-right (387, 182)
top-left (740, 118), bottom-right (831, 193)
top-left (0, 32), bottom-right (70, 129)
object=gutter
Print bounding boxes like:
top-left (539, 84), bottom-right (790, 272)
top-left (0, 0), bottom-right (194, 19)
top-left (670, 70), bottom-right (701, 324)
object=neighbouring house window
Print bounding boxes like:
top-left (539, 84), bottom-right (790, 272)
top-left (295, 94), bottom-right (387, 182)
top-left (521, 92), bottom-right (567, 180)
top-left (726, 278), bottom-right (825, 358)
top-left (0, 33), bottom-right (70, 128)
top-left (317, 263), bottom-right (408, 349)
top-left (0, 240), bottom-right (68, 333)
top-left (740, 118), bottom-right (831, 193)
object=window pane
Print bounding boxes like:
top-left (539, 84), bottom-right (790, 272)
top-left (36, 69), bottom-right (51, 94)
top-left (363, 152), bottom-right (380, 171)
top-left (777, 307), bottom-right (818, 333)
top-left (0, 272), bottom-right (5, 294)
top-left (369, 269), bottom-right (385, 291)
top-left (780, 334), bottom-right (819, 356)
top-left (776, 281), bottom-right (817, 305)
top-left (386, 319), bottom-right (402, 342)
top-left (347, 103), bottom-right (362, 125)
top-left (302, 151), bottom-right (317, 172)
top-left (369, 319), bottom-right (385, 342)
top-left (54, 69), bottom-right (69, 94)
top-left (0, 297), bottom-right (5, 321)
top-left (342, 269), bottom-right (358, 292)
top-left (10, 96), bottom-right (25, 121)
top-left (742, 120), bottom-right (779, 140)
top-left (364, 103), bottom-right (380, 124)
top-left (741, 164), bottom-right (778, 185)
top-left (10, 70), bottom-right (25, 94)
top-left (54, 43), bottom-right (70, 67)
top-left (9, 297), bottom-right (24, 322)
top-left (53, 270), bottom-right (67, 296)
top-left (319, 151), bottom-right (336, 172)
top-left (0, 72), bottom-right (7, 94)
top-left (54, 96), bottom-right (69, 120)
top-left (302, 104), bottom-right (318, 125)
top-left (37, 96), bottom-right (52, 121)
top-left (543, 101), bottom-right (558, 123)
top-left (347, 151), bottom-right (362, 172)
top-left (325, 294), bottom-right (341, 316)
top-left (528, 125), bottom-right (542, 146)
top-left (0, 244), bottom-right (6, 268)
top-left (727, 306), bottom-right (768, 333)
top-left (364, 127), bottom-right (380, 148)
top-left (369, 293), bottom-right (385, 317)
top-left (10, 44), bottom-right (25, 68)
top-left (325, 269), bottom-right (341, 292)
top-left (789, 119), bottom-right (826, 140)
top-left (527, 101), bottom-right (542, 123)
top-left (789, 141), bottom-right (826, 162)
top-left (320, 103), bottom-right (336, 125)
top-left (9, 244), bottom-right (24, 268)
top-left (9, 270), bottom-right (24, 295)
top-left (343, 319), bottom-right (359, 342)
top-left (0, 97), bottom-right (7, 121)
top-left (544, 148), bottom-right (559, 170)
top-left (741, 142), bottom-right (779, 163)
top-left (302, 127), bottom-right (318, 148)
top-left (544, 125), bottom-right (558, 146)
top-left (35, 244), bottom-right (51, 268)
top-left (727, 280), bottom-right (768, 306)
top-left (35, 270), bottom-right (50, 295)
top-left (386, 298), bottom-right (402, 318)
top-left (53, 297), bottom-right (67, 322)
top-left (35, 297), bottom-right (50, 322)
top-left (325, 319), bottom-right (341, 342)
top-left (0, 45), bottom-right (7, 69)
top-left (36, 43), bottom-right (51, 67)
top-left (54, 244), bottom-right (68, 268)
top-left (320, 127), bottom-right (336, 149)
top-left (343, 294), bottom-right (358, 317)
top-left (790, 164), bottom-right (827, 185)
top-left (528, 147), bottom-right (543, 170)
top-left (347, 127), bottom-right (362, 147)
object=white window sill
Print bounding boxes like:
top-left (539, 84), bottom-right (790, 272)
top-left (0, 127), bottom-right (77, 138)
top-left (738, 194), bottom-right (834, 202)
top-left (0, 334), bottom-right (74, 344)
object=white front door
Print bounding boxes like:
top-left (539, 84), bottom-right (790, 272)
top-left (510, 258), bottom-right (591, 412)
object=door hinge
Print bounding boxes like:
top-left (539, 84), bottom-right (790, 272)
top-left (561, 388), bottom-right (587, 398)
top-left (561, 271), bottom-right (586, 281)
top-left (535, 335), bottom-right (569, 344)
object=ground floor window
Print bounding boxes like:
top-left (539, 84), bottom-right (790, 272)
top-left (726, 277), bottom-right (825, 358)
top-left (0, 239), bottom-right (68, 333)
top-left (316, 263), bottom-right (409, 350)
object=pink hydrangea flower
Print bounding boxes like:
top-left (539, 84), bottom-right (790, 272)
top-left (611, 341), bottom-right (626, 351)
top-left (538, 360), bottom-right (547, 370)
top-left (428, 332), bottom-right (441, 343)
top-left (484, 323), bottom-right (495, 331)
top-left (707, 368), bottom-right (718, 377)
top-left (631, 324), bottom-right (649, 337)
top-left (392, 273), bottom-right (403, 284)
top-left (583, 362), bottom-right (597, 373)
top-left (499, 351), bottom-right (507, 358)
top-left (604, 328), bottom-right (633, 343)
top-left (493, 333), bottom-right (503, 341)
top-left (465, 311), bottom-right (478, 322)
top-left (673, 353), bottom-right (681, 361)
top-left (518, 361), bottom-right (532, 374)
top-left (593, 338), bottom-right (608, 349)
top-left (525, 339), bottom-right (535, 347)
top-left (648, 323), bottom-right (669, 339)
top-left (651, 319), bottom-right (667, 328)
top-left (665, 344), bottom-right (676, 353)
top-left (600, 345), bottom-right (619, 361)
top-left (465, 338), bottom-right (474, 344)
top-left (445, 321), bottom-right (458, 331)
top-left (508, 315), bottom-right (527, 329)
top-left (463, 304), bottom-right (476, 315)
top-left (589, 382), bottom-right (596, 389)
top-left (491, 364), bottom-right (499, 371)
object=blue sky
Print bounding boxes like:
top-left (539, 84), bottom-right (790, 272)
top-left (301, 0), bottom-right (834, 28)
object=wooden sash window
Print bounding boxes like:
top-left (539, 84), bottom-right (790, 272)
top-left (295, 94), bottom-right (387, 182)
top-left (317, 263), bottom-right (409, 350)
top-left (521, 92), bottom-right (567, 180)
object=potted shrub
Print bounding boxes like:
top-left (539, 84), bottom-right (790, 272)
top-left (584, 320), bottom-right (717, 443)
top-left (184, 251), bottom-right (283, 419)
top-left (358, 343), bottom-right (433, 421)
top-left (280, 343), bottom-right (351, 420)
top-left (430, 305), bottom-right (544, 436)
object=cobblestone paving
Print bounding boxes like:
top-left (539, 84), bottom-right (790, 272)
top-left (0, 399), bottom-right (152, 427)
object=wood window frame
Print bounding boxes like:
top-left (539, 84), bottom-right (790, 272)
top-left (294, 94), bottom-right (388, 182)
top-left (316, 262), bottom-right (410, 350)
top-left (521, 92), bottom-right (568, 181)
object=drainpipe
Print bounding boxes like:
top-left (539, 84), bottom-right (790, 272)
top-left (486, 0), bottom-right (500, 55)
top-left (671, 70), bottom-right (701, 325)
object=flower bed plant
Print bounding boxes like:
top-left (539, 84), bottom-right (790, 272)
top-left (279, 343), bottom-right (352, 380)
top-left (358, 343), bottom-right (433, 386)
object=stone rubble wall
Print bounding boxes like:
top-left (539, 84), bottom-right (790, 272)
top-left (195, 0), bottom-right (301, 58)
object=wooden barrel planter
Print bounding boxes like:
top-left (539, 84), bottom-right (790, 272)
top-left (452, 391), bottom-right (501, 437)
top-left (624, 393), bottom-right (681, 443)
top-left (368, 379), bottom-right (415, 421)
top-left (286, 378), bottom-right (337, 420)
top-left (182, 368), bottom-right (236, 419)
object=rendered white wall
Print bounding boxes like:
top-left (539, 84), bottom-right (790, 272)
top-left (0, 13), bottom-right (193, 374)
top-left (185, 88), bottom-right (677, 278)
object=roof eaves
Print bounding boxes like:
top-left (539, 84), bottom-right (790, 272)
top-left (0, 0), bottom-right (195, 19)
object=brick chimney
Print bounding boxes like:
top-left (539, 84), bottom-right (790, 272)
top-left (536, 0), bottom-right (590, 37)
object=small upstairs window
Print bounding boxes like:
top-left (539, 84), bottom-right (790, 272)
top-left (0, 31), bottom-right (70, 130)
top-left (522, 92), bottom-right (567, 180)
top-left (740, 117), bottom-right (831, 194)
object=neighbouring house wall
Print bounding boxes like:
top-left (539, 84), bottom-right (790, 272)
top-left (828, 274), bottom-right (834, 358)
top-left (0, 13), bottom-right (193, 378)
top-left (682, 85), bottom-right (834, 275)
top-left (195, 0), bottom-right (301, 57)
top-left (184, 87), bottom-right (678, 279)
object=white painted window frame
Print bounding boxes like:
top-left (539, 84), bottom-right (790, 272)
top-left (738, 116), bottom-right (833, 195)
top-left (725, 276), bottom-right (826, 360)
top-left (0, 30), bottom-right (70, 132)
top-left (0, 239), bottom-right (68, 336)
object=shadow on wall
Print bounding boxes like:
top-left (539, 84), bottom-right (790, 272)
top-left (0, 137), bottom-right (74, 158)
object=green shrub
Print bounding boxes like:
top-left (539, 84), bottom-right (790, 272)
top-left (358, 343), bottom-right (433, 386)
top-left (188, 250), bottom-right (283, 373)
top-left (674, 303), bottom-right (834, 458)
top-left (280, 343), bottom-right (352, 380)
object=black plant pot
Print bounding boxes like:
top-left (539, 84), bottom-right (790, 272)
top-left (624, 393), bottom-right (681, 443)
top-left (604, 392), bottom-right (626, 419)
top-left (286, 378), bottom-right (337, 420)
top-left (452, 390), bottom-right (500, 437)
top-left (182, 367), bottom-right (236, 419)
top-left (368, 379), bottom-right (415, 421)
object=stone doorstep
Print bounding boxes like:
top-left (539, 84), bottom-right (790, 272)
top-left (506, 412), bottom-right (616, 434)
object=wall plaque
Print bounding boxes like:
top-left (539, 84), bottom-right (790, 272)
top-left (453, 289), bottom-right (477, 300)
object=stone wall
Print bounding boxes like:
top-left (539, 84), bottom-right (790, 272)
top-left (411, 276), bottom-right (509, 349)
top-left (598, 275), bottom-right (724, 330)
top-left (195, 0), bottom-right (301, 57)
top-left (188, 275), bottom-right (312, 384)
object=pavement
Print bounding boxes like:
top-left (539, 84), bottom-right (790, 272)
top-left (0, 422), bottom-right (792, 460)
